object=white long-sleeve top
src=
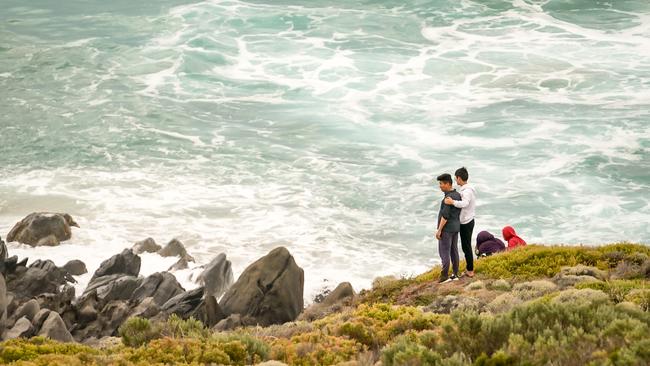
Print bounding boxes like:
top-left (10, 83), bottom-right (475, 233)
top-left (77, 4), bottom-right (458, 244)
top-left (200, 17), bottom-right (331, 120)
top-left (452, 183), bottom-right (476, 224)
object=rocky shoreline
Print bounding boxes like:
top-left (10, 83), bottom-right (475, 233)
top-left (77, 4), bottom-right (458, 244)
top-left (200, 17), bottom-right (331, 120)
top-left (0, 212), bottom-right (353, 345)
top-left (1, 212), bottom-right (649, 366)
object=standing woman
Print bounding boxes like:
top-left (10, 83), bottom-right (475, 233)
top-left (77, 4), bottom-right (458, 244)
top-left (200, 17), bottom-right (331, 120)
top-left (444, 167), bottom-right (477, 277)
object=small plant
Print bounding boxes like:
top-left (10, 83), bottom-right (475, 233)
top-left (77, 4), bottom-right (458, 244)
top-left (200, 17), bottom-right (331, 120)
top-left (119, 317), bottom-right (163, 347)
top-left (165, 314), bottom-right (209, 339)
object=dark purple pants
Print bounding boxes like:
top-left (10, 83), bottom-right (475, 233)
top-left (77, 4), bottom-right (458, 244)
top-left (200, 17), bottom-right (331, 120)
top-left (439, 230), bottom-right (459, 280)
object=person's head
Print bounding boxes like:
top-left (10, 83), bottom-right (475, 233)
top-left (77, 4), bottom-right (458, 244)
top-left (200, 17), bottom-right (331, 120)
top-left (454, 167), bottom-right (468, 185)
top-left (476, 231), bottom-right (494, 244)
top-left (437, 173), bottom-right (453, 192)
top-left (502, 226), bottom-right (516, 240)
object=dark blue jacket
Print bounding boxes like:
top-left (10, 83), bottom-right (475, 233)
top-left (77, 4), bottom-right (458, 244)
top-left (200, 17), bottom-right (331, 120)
top-left (438, 189), bottom-right (462, 233)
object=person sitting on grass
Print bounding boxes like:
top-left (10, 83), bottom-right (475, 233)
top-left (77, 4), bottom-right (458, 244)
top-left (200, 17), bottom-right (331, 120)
top-left (503, 225), bottom-right (527, 250)
top-left (475, 230), bottom-right (506, 258)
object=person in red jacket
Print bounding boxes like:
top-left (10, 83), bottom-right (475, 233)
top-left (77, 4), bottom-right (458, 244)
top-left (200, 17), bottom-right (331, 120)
top-left (502, 226), bottom-right (526, 250)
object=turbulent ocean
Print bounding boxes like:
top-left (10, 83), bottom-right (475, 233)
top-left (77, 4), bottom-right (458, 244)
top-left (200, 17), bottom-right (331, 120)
top-left (1, 0), bottom-right (649, 300)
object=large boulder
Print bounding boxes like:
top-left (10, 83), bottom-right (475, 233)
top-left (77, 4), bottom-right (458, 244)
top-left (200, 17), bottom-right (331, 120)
top-left (6, 212), bottom-right (79, 246)
top-left (37, 311), bottom-right (74, 342)
top-left (130, 272), bottom-right (185, 307)
top-left (220, 247), bottom-right (304, 326)
top-left (4, 316), bottom-right (33, 340)
top-left (63, 260), bottom-right (88, 276)
top-left (132, 238), bottom-right (161, 255)
top-left (90, 249), bottom-right (141, 281)
top-left (195, 253), bottom-right (233, 299)
top-left (158, 239), bottom-right (195, 262)
top-left (12, 299), bottom-right (40, 323)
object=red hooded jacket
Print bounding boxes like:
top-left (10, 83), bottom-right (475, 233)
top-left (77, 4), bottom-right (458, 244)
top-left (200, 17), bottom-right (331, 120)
top-left (503, 226), bottom-right (526, 250)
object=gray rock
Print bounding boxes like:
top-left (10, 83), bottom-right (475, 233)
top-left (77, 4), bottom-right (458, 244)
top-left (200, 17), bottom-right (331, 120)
top-left (220, 247), bottom-right (304, 326)
top-left (299, 282), bottom-right (355, 322)
top-left (5, 316), bottom-right (33, 339)
top-left (160, 287), bottom-right (204, 319)
top-left (90, 249), bottom-right (141, 281)
top-left (83, 275), bottom-right (142, 308)
top-left (37, 311), bottom-right (74, 342)
top-left (36, 284), bottom-right (75, 314)
top-left (129, 297), bottom-right (160, 319)
top-left (63, 260), bottom-right (88, 275)
top-left (213, 314), bottom-right (243, 332)
top-left (132, 237), bottom-right (162, 254)
top-left (158, 239), bottom-right (195, 262)
top-left (13, 299), bottom-right (40, 322)
top-left (196, 253), bottom-right (233, 299)
top-left (189, 295), bottom-right (225, 328)
top-left (321, 282), bottom-right (355, 307)
top-left (6, 212), bottom-right (79, 246)
top-left (73, 300), bottom-right (131, 340)
top-left (0, 274), bottom-right (6, 334)
top-left (75, 292), bottom-right (98, 324)
top-left (0, 236), bottom-right (7, 261)
top-left (131, 272), bottom-right (185, 307)
top-left (32, 309), bottom-right (52, 331)
top-left (6, 260), bottom-right (74, 302)
top-left (168, 257), bottom-right (189, 271)
top-left (98, 300), bottom-right (131, 337)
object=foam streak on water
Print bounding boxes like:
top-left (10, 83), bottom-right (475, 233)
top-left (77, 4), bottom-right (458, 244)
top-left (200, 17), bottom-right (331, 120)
top-left (1, 0), bottom-right (649, 300)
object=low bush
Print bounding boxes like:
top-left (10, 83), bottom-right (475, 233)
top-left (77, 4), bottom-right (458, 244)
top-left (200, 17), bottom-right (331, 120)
top-left (380, 298), bottom-right (650, 365)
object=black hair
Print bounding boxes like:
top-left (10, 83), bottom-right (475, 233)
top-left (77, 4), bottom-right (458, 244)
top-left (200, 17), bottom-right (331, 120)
top-left (455, 167), bottom-right (469, 181)
top-left (437, 173), bottom-right (453, 185)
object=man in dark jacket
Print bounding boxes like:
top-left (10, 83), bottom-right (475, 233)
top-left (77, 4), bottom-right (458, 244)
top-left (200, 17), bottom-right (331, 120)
top-left (436, 173), bottom-right (462, 283)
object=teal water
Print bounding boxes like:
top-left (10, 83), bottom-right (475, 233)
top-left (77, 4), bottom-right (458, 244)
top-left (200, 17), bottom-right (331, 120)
top-left (1, 0), bottom-right (649, 297)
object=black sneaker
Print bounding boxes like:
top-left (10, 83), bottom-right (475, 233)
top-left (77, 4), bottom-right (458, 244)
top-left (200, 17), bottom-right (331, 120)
top-left (438, 277), bottom-right (452, 284)
top-left (450, 274), bottom-right (460, 281)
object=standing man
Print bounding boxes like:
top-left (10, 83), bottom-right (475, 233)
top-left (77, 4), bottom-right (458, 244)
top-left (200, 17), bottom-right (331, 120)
top-left (436, 173), bottom-right (462, 283)
top-left (444, 167), bottom-right (476, 277)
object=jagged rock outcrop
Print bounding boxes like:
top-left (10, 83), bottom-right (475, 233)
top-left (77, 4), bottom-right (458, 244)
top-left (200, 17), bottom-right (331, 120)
top-left (6, 212), bottom-right (79, 246)
top-left (158, 239), bottom-right (195, 262)
top-left (195, 253), bottom-right (233, 299)
top-left (130, 272), bottom-right (185, 307)
top-left (132, 237), bottom-right (161, 255)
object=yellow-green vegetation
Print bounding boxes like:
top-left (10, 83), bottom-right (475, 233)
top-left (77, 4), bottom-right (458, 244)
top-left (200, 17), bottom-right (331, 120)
top-left (1, 243), bottom-right (649, 366)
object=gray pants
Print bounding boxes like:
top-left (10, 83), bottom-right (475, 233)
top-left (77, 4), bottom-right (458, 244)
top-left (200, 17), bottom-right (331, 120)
top-left (439, 230), bottom-right (460, 280)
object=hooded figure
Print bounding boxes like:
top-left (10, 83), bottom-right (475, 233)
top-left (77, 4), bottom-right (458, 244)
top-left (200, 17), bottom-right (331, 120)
top-left (475, 231), bottom-right (506, 257)
top-left (502, 226), bottom-right (526, 250)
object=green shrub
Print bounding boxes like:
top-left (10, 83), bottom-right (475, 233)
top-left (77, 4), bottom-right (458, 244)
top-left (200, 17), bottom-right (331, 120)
top-left (475, 244), bottom-right (650, 280)
top-left (270, 332), bottom-right (365, 366)
top-left (625, 289), bottom-right (650, 311)
top-left (165, 314), bottom-right (209, 339)
top-left (211, 332), bottom-right (271, 364)
top-left (0, 338), bottom-right (99, 363)
top-left (119, 317), bottom-right (164, 347)
top-left (381, 334), bottom-right (442, 366)
top-left (576, 279), bottom-right (648, 303)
